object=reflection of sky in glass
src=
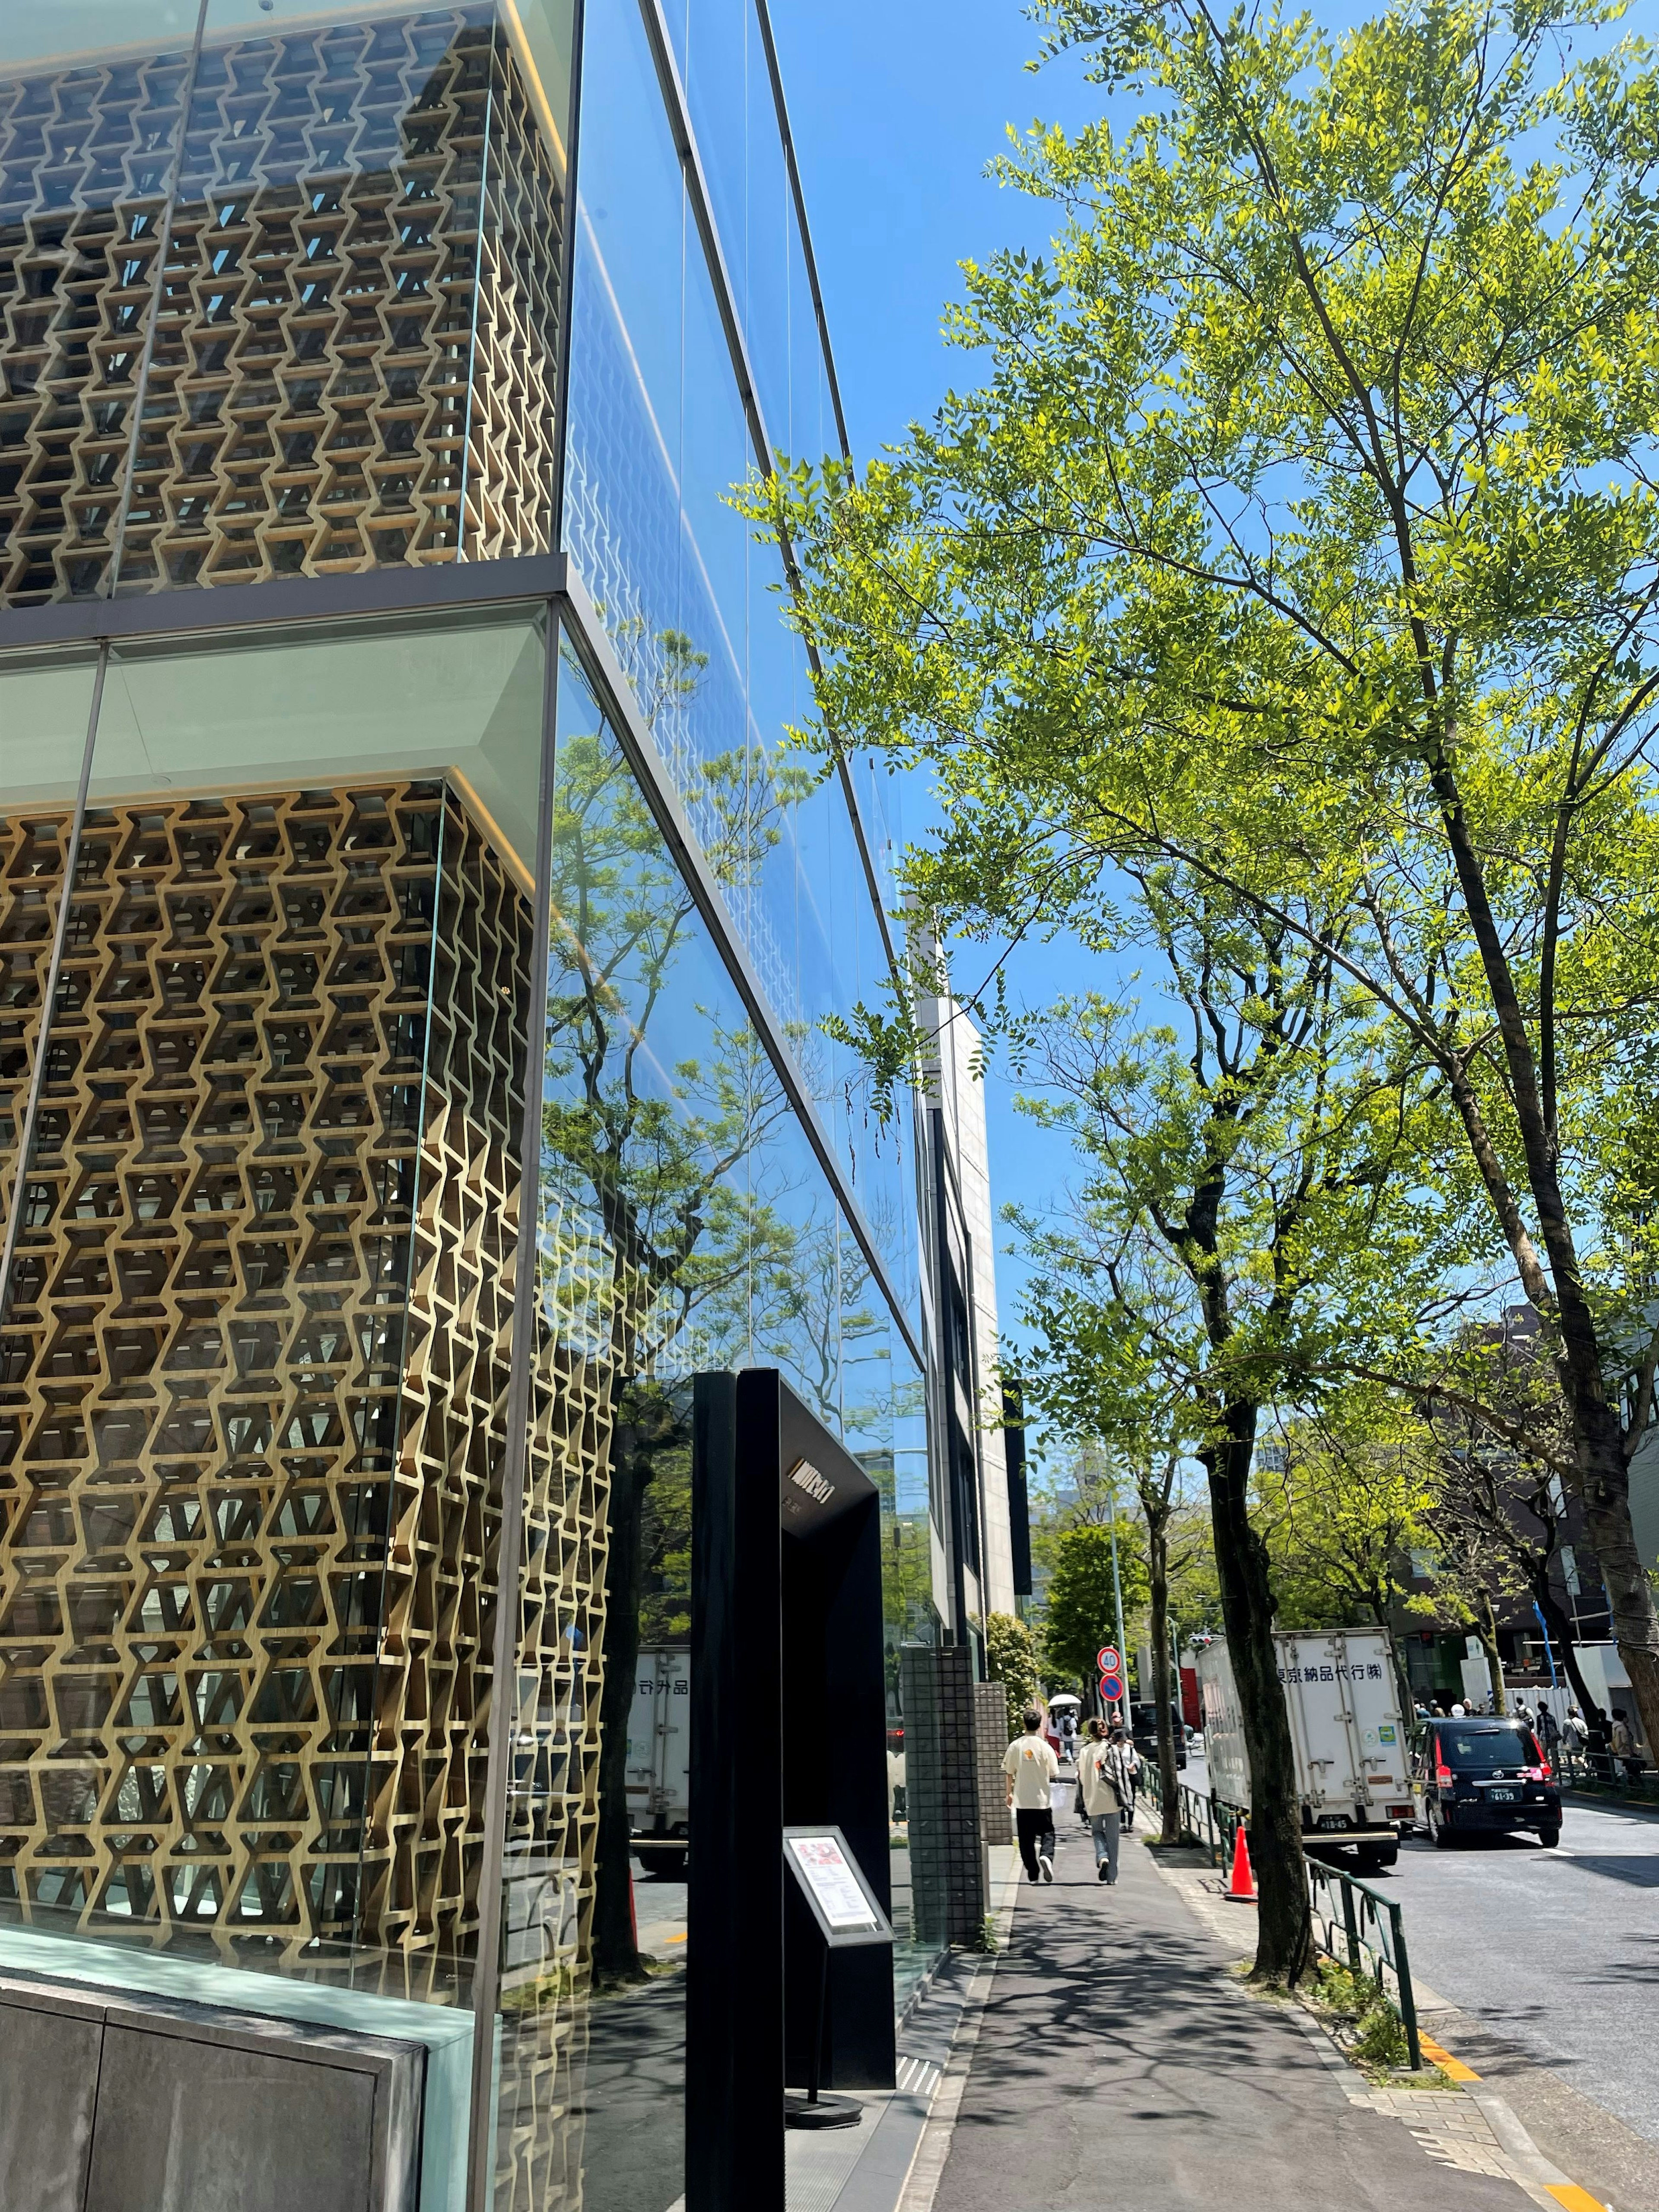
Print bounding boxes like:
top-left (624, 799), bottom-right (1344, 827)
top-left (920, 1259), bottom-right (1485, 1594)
top-left (566, 0), bottom-right (916, 1313)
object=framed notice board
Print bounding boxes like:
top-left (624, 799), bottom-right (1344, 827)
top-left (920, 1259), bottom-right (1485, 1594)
top-left (782, 1829), bottom-right (894, 1951)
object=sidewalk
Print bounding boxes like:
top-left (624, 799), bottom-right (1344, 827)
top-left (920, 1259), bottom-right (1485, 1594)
top-left (917, 1818), bottom-right (1541, 2212)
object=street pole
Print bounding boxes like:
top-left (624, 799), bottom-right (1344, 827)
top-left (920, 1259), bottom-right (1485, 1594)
top-left (1106, 1472), bottom-right (1128, 1708)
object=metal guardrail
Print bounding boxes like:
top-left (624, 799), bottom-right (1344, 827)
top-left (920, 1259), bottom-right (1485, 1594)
top-left (1141, 1761), bottom-right (1240, 1867)
top-left (1306, 1856), bottom-right (1422, 2069)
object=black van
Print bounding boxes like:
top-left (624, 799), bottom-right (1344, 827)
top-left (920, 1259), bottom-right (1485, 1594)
top-left (1130, 1700), bottom-right (1187, 1770)
top-left (1411, 1716), bottom-right (1562, 1847)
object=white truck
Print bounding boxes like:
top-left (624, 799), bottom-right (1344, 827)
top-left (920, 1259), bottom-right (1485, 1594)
top-left (1197, 1630), bottom-right (1414, 1872)
top-left (626, 1644), bottom-right (691, 1877)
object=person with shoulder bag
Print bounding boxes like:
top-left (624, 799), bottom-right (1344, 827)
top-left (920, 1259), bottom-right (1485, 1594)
top-left (1105, 1725), bottom-right (1138, 1831)
top-left (1079, 1718), bottom-right (1122, 1882)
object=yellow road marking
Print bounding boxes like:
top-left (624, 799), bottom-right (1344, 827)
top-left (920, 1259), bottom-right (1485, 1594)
top-left (1417, 2033), bottom-right (1481, 2082)
top-left (1546, 2187), bottom-right (1607, 2211)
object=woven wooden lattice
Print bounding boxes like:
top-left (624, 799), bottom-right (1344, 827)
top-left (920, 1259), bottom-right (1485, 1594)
top-left (0, 5), bottom-right (563, 605)
top-left (0, 784), bottom-right (604, 2044)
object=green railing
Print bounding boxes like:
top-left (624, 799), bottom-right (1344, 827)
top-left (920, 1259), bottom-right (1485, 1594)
top-left (1306, 1856), bottom-right (1422, 2069)
top-left (1142, 1767), bottom-right (1422, 2069)
top-left (1141, 1760), bottom-right (1240, 1867)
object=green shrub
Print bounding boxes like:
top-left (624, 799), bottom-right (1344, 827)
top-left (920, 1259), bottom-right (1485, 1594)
top-left (985, 1612), bottom-right (1040, 1735)
top-left (1352, 2000), bottom-right (1410, 2070)
top-left (1312, 1957), bottom-right (1367, 2018)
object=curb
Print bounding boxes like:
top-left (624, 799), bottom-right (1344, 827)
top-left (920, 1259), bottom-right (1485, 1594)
top-left (1139, 1839), bottom-right (1611, 2212)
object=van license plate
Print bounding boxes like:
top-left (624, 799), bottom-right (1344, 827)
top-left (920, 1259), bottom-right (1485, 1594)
top-left (1486, 1787), bottom-right (1517, 1802)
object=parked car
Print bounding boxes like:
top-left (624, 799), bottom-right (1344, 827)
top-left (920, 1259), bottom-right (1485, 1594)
top-left (1129, 1699), bottom-right (1188, 1770)
top-left (1411, 1715), bottom-right (1561, 1848)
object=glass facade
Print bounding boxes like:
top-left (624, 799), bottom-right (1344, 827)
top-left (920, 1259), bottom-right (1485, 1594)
top-left (0, 5), bottom-right (945, 2209)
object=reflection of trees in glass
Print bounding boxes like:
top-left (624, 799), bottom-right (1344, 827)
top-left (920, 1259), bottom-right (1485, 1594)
top-left (537, 646), bottom-right (840, 1985)
top-left (833, 1210), bottom-right (936, 1703)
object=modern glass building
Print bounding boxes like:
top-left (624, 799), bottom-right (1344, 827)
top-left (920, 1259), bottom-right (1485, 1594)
top-left (0, 5), bottom-right (1014, 2209)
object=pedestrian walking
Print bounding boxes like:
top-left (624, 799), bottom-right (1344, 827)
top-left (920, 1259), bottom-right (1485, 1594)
top-left (1562, 1705), bottom-right (1587, 1779)
top-left (1057, 1706), bottom-right (1079, 1765)
top-left (1611, 1707), bottom-right (1644, 1783)
top-left (1537, 1702), bottom-right (1560, 1756)
top-left (1004, 1703), bottom-right (1060, 1884)
top-left (1105, 1724), bottom-right (1139, 1832)
top-left (1078, 1717), bottom-right (1122, 1883)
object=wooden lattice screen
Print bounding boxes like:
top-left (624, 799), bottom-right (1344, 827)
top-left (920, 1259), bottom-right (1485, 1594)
top-left (0, 781), bottom-right (611, 2212)
top-left (0, 4), bottom-right (563, 605)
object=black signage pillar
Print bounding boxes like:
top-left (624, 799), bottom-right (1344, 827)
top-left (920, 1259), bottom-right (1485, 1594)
top-left (686, 1370), bottom-right (895, 2212)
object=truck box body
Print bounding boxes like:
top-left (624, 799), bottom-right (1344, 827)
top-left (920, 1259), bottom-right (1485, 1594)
top-left (1196, 1630), bottom-right (1412, 1862)
top-left (627, 1644), bottom-right (691, 1868)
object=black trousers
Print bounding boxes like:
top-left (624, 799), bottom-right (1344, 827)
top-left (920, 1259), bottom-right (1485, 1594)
top-left (1015, 1806), bottom-right (1055, 1880)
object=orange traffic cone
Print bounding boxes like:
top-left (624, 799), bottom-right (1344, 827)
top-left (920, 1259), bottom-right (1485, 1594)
top-left (1225, 1823), bottom-right (1257, 1902)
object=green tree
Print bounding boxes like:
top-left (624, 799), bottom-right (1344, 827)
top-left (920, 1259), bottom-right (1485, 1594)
top-left (1259, 1393), bottom-right (1434, 1631)
top-left (1005, 901), bottom-right (1455, 1977)
top-left (1256, 1389), bottom-right (1436, 1721)
top-left (1422, 1320), bottom-right (1608, 1726)
top-left (753, 0), bottom-right (1659, 1774)
top-left (1042, 1519), bottom-right (1150, 1685)
top-left (986, 1609), bottom-right (1042, 1734)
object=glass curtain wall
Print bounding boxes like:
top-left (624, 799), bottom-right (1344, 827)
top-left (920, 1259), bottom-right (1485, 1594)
top-left (0, 0), bottom-right (572, 607)
top-left (0, 617), bottom-right (549, 1952)
top-left (0, 1), bottom-right (937, 2206)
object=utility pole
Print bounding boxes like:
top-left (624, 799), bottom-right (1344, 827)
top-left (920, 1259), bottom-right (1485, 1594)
top-left (1106, 1468), bottom-right (1128, 1705)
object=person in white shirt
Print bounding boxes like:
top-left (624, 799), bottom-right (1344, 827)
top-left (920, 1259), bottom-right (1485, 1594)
top-left (1004, 1704), bottom-right (1060, 1883)
top-left (1078, 1717), bottom-right (1122, 1883)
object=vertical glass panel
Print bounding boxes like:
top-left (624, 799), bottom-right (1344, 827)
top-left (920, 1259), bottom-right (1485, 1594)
top-left (565, 0), bottom-right (686, 701)
top-left (0, 613), bottom-right (546, 2171)
top-left (160, 2), bottom-right (487, 589)
top-left (495, 627), bottom-right (877, 2203)
top-left (784, 202), bottom-right (827, 472)
top-left (841, 1236), bottom-right (942, 2004)
top-left (0, 12), bottom-right (197, 604)
top-left (739, 11), bottom-right (794, 454)
top-left (826, 779), bottom-right (914, 1312)
top-left (674, 0), bottom-right (745, 341)
top-left (567, 0), bottom-right (763, 859)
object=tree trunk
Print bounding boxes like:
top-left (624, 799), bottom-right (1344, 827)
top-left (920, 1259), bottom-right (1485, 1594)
top-left (1147, 1509), bottom-right (1181, 1846)
top-left (1475, 1595), bottom-right (1506, 1715)
top-left (1528, 1564), bottom-right (1604, 1729)
top-left (1205, 1403), bottom-right (1311, 1985)
top-left (593, 1423), bottom-right (650, 1986)
top-left (1572, 1417), bottom-right (1659, 1755)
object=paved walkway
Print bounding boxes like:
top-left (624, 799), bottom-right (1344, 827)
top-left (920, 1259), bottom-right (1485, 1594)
top-left (929, 1818), bottom-right (1539, 2212)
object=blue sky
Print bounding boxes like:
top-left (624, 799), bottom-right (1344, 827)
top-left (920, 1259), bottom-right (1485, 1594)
top-left (767, 0), bottom-right (1106, 1404)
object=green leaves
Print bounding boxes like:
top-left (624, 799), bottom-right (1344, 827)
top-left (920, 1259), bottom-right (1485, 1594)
top-left (1042, 1518), bottom-right (1151, 1683)
top-left (760, 0), bottom-right (1659, 1443)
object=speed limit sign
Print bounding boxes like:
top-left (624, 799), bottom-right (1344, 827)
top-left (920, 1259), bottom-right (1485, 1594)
top-left (1097, 1646), bottom-right (1120, 1674)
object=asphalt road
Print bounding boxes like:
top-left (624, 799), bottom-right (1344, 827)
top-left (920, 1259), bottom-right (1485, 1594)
top-left (1185, 1748), bottom-right (1659, 2154)
top-left (1397, 1796), bottom-right (1659, 2147)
